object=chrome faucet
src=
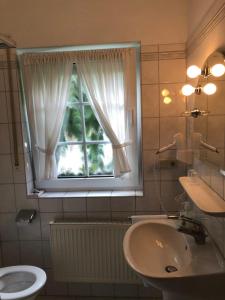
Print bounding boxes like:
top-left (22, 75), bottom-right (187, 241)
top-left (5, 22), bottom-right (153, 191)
top-left (168, 215), bottom-right (207, 245)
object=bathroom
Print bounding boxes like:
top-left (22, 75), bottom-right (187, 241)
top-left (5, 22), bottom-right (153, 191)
top-left (0, 0), bottom-right (225, 299)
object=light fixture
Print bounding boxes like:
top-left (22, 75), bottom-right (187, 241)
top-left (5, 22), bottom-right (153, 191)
top-left (187, 63), bottom-right (225, 79)
top-left (181, 84), bottom-right (195, 96)
top-left (181, 83), bottom-right (217, 96)
top-left (202, 83), bottom-right (217, 95)
top-left (187, 65), bottom-right (201, 78)
top-left (210, 63), bottom-right (225, 77)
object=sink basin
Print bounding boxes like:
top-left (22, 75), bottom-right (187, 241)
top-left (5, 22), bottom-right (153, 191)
top-left (123, 218), bottom-right (225, 300)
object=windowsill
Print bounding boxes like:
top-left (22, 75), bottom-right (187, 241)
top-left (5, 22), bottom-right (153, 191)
top-left (27, 190), bottom-right (143, 198)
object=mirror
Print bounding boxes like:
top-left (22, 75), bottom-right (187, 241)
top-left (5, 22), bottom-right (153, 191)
top-left (193, 50), bottom-right (225, 170)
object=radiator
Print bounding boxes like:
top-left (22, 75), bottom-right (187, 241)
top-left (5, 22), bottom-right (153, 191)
top-left (49, 221), bottom-right (139, 283)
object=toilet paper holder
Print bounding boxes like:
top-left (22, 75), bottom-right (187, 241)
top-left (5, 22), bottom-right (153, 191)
top-left (16, 209), bottom-right (36, 224)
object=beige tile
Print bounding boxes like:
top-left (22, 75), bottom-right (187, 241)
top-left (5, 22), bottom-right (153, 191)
top-left (160, 117), bottom-right (186, 147)
top-left (45, 269), bottom-right (68, 295)
top-left (0, 213), bottom-right (18, 240)
top-left (141, 44), bottom-right (158, 53)
top-left (0, 92), bottom-right (8, 123)
top-left (2, 241), bottom-right (20, 266)
top-left (141, 60), bottom-right (158, 84)
top-left (160, 181), bottom-right (184, 212)
top-left (159, 59), bottom-right (186, 83)
top-left (15, 183), bottom-right (38, 210)
top-left (141, 84), bottom-right (159, 117)
top-left (0, 184), bottom-right (16, 212)
top-left (193, 117), bottom-right (207, 140)
top-left (63, 197), bottom-right (86, 212)
top-left (208, 81), bottom-right (225, 115)
top-left (40, 212), bottom-right (63, 240)
top-left (12, 153), bottom-right (26, 183)
top-left (143, 150), bottom-right (160, 180)
top-left (159, 43), bottom-right (185, 52)
top-left (39, 198), bottom-right (63, 212)
top-left (87, 197), bottom-right (110, 211)
top-left (0, 124), bottom-right (10, 154)
top-left (0, 154), bottom-right (13, 183)
top-left (18, 213), bottom-right (41, 240)
top-left (110, 196), bottom-right (135, 211)
top-left (160, 83), bottom-right (186, 117)
top-left (143, 117), bottom-right (159, 150)
top-left (211, 166), bottom-right (224, 198)
top-left (6, 91), bottom-right (22, 123)
top-left (135, 181), bottom-right (161, 212)
top-left (159, 150), bottom-right (187, 180)
top-left (207, 115), bottom-right (225, 148)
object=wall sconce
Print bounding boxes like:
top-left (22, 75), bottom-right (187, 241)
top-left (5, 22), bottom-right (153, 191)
top-left (187, 63), bottom-right (225, 78)
top-left (182, 83), bottom-right (217, 96)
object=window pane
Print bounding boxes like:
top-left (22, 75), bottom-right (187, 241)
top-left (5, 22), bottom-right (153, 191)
top-left (87, 143), bottom-right (113, 176)
top-left (82, 87), bottom-right (89, 102)
top-left (56, 144), bottom-right (85, 177)
top-left (68, 67), bottom-right (80, 103)
top-left (59, 105), bottom-right (83, 142)
top-left (84, 105), bottom-right (109, 141)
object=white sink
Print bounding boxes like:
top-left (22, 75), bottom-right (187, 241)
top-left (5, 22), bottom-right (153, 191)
top-left (123, 218), bottom-right (225, 300)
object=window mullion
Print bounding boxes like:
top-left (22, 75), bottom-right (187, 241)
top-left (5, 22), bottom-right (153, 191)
top-left (79, 79), bottom-right (89, 177)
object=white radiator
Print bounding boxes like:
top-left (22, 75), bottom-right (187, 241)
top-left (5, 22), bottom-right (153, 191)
top-left (49, 221), bottom-right (139, 283)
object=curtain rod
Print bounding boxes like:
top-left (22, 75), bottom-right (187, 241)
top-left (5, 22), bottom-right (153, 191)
top-left (16, 42), bottom-right (140, 55)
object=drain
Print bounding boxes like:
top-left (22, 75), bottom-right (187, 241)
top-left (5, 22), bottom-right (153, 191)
top-left (165, 265), bottom-right (178, 273)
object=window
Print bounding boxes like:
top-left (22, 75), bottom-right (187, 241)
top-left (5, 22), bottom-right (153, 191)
top-left (57, 65), bottom-right (114, 178)
top-left (19, 43), bottom-right (142, 193)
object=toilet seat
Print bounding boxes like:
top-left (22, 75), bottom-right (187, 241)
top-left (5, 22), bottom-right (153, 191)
top-left (0, 266), bottom-right (46, 300)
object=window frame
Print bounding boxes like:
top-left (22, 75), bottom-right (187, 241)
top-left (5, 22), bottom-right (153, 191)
top-left (18, 42), bottom-right (143, 193)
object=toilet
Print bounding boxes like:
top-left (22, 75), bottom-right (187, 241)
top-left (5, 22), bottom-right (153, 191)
top-left (0, 266), bottom-right (46, 300)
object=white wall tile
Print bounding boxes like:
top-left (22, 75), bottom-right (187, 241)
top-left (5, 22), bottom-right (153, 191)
top-left (0, 124), bottom-right (11, 153)
top-left (0, 92), bottom-right (8, 123)
top-left (0, 184), bottom-right (16, 212)
top-left (20, 240), bottom-right (43, 265)
top-left (160, 83), bottom-right (186, 117)
top-left (0, 213), bottom-right (18, 240)
top-left (136, 181), bottom-right (161, 212)
top-left (63, 197), bottom-right (86, 212)
top-left (14, 183), bottom-right (39, 210)
top-left (39, 198), bottom-right (63, 212)
top-left (0, 154), bottom-right (13, 183)
top-left (159, 59), bottom-right (186, 83)
top-left (142, 84), bottom-right (159, 117)
top-left (18, 213), bottom-right (41, 240)
top-left (141, 60), bottom-right (158, 84)
top-left (87, 197), bottom-right (110, 211)
top-left (1, 241), bottom-right (20, 266)
top-left (111, 196), bottom-right (135, 212)
top-left (40, 213), bottom-right (63, 240)
top-left (143, 118), bottom-right (159, 150)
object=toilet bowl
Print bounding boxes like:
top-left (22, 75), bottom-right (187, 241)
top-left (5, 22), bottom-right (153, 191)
top-left (0, 266), bottom-right (46, 300)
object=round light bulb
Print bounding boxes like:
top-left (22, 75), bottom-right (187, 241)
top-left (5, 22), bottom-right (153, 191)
top-left (203, 83), bottom-right (217, 95)
top-left (163, 96), bottom-right (172, 104)
top-left (161, 89), bottom-right (170, 97)
top-left (181, 84), bottom-right (195, 96)
top-left (187, 65), bottom-right (201, 78)
top-left (210, 64), bottom-right (225, 77)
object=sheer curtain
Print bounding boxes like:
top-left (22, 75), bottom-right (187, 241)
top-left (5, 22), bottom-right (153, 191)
top-left (76, 49), bottom-right (134, 177)
top-left (21, 53), bottom-right (73, 180)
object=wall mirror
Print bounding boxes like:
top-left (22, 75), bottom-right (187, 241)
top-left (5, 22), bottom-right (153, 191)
top-left (193, 50), bottom-right (225, 171)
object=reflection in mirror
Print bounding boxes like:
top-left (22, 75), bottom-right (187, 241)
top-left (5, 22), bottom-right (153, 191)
top-left (193, 50), bottom-right (225, 170)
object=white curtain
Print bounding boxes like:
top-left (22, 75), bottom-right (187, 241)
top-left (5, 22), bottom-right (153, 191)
top-left (76, 49), bottom-right (133, 177)
top-left (21, 53), bottom-right (73, 180)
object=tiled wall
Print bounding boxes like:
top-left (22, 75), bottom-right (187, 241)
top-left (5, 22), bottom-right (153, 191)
top-left (0, 44), bottom-right (187, 299)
